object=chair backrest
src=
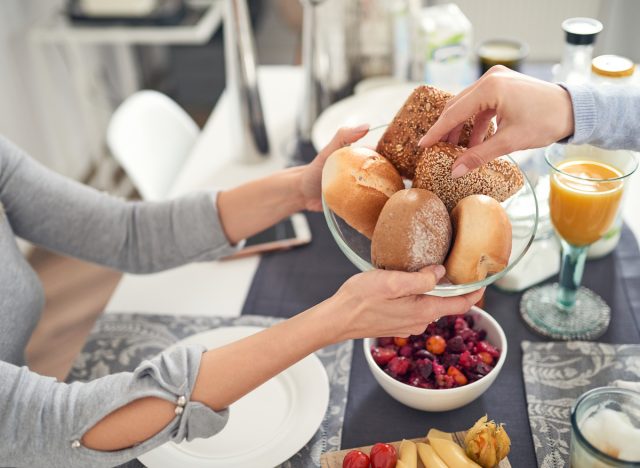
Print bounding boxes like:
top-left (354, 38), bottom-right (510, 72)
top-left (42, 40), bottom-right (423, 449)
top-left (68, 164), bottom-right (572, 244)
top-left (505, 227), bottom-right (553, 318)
top-left (107, 90), bottom-right (199, 201)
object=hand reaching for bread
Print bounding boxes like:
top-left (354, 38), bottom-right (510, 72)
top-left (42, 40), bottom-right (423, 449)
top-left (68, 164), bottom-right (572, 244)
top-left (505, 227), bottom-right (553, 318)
top-left (417, 65), bottom-right (575, 178)
top-left (300, 124), bottom-right (370, 212)
top-left (322, 81), bottom-right (525, 286)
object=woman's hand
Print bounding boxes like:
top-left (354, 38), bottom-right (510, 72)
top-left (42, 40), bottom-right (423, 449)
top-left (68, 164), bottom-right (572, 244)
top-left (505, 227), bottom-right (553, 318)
top-left (418, 65), bottom-right (575, 178)
top-left (299, 124), bottom-right (369, 211)
top-left (328, 265), bottom-right (484, 340)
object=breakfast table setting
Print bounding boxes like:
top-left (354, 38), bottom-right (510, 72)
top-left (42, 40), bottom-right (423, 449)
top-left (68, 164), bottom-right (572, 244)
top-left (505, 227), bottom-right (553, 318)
top-left (66, 62), bottom-right (640, 468)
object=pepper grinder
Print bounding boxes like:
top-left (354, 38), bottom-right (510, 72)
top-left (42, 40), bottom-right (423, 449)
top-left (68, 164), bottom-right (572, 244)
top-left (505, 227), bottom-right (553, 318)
top-left (224, 0), bottom-right (270, 162)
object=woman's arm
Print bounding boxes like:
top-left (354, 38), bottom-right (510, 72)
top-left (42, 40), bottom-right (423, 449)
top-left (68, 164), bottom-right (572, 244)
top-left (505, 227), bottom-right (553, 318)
top-left (418, 65), bottom-right (640, 177)
top-left (217, 125), bottom-right (369, 243)
top-left (0, 137), bottom-right (235, 274)
top-left (81, 267), bottom-right (482, 451)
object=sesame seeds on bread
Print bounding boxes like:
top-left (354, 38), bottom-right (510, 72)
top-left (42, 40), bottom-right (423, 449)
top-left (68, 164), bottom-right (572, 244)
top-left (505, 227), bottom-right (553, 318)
top-left (413, 142), bottom-right (524, 212)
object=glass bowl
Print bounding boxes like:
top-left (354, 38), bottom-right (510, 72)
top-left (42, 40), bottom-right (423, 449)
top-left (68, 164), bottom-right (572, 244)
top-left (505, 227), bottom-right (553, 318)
top-left (322, 154), bottom-right (539, 297)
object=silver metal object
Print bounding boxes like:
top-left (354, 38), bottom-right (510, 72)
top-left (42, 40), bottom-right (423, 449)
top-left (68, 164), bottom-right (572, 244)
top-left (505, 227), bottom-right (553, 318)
top-left (298, 0), bottom-right (395, 143)
top-left (298, 0), bottom-right (328, 142)
top-left (224, 0), bottom-right (270, 161)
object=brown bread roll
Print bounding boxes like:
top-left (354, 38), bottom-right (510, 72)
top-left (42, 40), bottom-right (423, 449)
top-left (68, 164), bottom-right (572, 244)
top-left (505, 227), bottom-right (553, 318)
top-left (413, 142), bottom-right (524, 212)
top-left (322, 147), bottom-right (404, 239)
top-left (445, 195), bottom-right (512, 284)
top-left (371, 188), bottom-right (452, 272)
top-left (376, 85), bottom-right (494, 179)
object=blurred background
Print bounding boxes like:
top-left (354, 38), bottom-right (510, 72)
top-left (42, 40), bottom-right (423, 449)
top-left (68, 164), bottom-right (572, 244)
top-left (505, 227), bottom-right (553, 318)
top-left (2, 0), bottom-right (638, 378)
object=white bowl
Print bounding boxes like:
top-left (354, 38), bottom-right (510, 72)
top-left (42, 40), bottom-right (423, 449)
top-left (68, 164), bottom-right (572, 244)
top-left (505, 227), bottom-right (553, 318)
top-left (363, 306), bottom-right (507, 412)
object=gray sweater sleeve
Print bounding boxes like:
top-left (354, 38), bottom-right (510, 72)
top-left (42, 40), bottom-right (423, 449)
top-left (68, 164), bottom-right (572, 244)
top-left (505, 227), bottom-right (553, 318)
top-left (0, 345), bottom-right (229, 468)
top-left (0, 136), bottom-right (238, 273)
top-left (561, 83), bottom-right (640, 151)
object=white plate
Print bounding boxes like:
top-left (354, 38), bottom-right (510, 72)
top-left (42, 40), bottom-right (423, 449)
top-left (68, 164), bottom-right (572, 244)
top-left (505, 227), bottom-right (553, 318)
top-left (139, 326), bottom-right (330, 468)
top-left (311, 83), bottom-right (418, 151)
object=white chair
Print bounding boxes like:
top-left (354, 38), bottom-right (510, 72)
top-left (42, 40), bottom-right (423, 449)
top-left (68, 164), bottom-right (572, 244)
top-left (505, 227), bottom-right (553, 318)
top-left (107, 90), bottom-right (199, 201)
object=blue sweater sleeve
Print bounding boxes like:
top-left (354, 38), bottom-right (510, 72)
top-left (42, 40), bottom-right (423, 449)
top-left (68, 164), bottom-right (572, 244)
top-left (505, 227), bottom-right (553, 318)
top-left (561, 83), bottom-right (640, 151)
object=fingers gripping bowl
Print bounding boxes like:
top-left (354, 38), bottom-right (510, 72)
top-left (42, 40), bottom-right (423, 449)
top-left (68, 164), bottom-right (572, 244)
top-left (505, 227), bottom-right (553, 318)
top-left (363, 307), bottom-right (507, 412)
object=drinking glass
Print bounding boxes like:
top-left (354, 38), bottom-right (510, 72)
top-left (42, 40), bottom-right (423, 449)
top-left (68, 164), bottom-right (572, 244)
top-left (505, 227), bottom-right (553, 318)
top-left (570, 387), bottom-right (640, 467)
top-left (520, 144), bottom-right (638, 340)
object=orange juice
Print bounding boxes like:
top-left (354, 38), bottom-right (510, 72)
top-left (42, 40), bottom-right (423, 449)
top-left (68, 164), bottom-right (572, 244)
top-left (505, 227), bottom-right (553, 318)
top-left (550, 160), bottom-right (624, 246)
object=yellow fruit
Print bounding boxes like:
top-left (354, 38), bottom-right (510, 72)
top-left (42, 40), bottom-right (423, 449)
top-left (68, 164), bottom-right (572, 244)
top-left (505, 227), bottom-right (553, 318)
top-left (429, 438), bottom-right (481, 468)
top-left (464, 415), bottom-right (511, 467)
top-left (426, 428), bottom-right (453, 442)
top-left (398, 439), bottom-right (417, 468)
top-left (417, 442), bottom-right (448, 468)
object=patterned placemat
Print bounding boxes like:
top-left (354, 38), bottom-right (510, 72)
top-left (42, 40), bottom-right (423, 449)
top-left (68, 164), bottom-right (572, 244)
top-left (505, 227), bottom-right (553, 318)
top-left (67, 313), bottom-right (354, 468)
top-left (522, 341), bottom-right (640, 467)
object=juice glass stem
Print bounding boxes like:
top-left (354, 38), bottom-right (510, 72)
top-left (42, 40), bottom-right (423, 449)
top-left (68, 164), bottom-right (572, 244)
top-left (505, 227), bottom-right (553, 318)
top-left (557, 240), bottom-right (589, 311)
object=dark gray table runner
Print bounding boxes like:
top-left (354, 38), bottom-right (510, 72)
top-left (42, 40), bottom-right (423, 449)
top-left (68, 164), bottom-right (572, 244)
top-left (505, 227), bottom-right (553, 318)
top-left (239, 142), bottom-right (640, 467)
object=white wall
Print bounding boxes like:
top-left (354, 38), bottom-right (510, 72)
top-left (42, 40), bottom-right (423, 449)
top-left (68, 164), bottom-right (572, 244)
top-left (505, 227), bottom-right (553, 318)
top-left (0, 0), bottom-right (119, 179)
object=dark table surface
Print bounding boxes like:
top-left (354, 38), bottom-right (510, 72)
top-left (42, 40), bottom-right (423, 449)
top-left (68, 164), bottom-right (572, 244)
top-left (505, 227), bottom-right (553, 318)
top-left (239, 142), bottom-right (640, 467)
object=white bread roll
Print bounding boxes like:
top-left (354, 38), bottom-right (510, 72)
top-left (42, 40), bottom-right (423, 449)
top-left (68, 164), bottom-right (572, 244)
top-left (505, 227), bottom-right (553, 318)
top-left (322, 147), bottom-right (404, 239)
top-left (445, 195), bottom-right (512, 284)
top-left (371, 188), bottom-right (452, 272)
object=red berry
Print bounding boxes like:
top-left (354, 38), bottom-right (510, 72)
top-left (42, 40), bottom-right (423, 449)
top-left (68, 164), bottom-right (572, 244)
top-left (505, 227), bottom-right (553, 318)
top-left (394, 337), bottom-right (409, 347)
top-left (447, 366), bottom-right (469, 386)
top-left (477, 340), bottom-right (500, 358)
top-left (399, 345), bottom-right (413, 357)
top-left (370, 346), bottom-right (396, 366)
top-left (343, 450), bottom-right (370, 468)
top-left (387, 356), bottom-right (410, 376)
top-left (377, 337), bottom-right (394, 347)
top-left (370, 443), bottom-right (397, 468)
top-left (426, 335), bottom-right (446, 355)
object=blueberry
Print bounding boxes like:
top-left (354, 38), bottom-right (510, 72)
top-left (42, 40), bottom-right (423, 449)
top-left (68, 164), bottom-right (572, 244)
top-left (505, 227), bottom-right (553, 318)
top-left (447, 335), bottom-right (465, 353)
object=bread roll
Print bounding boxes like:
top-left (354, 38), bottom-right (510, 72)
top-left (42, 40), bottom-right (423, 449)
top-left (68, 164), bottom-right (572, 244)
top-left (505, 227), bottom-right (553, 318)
top-left (413, 142), bottom-right (524, 212)
top-left (376, 85), bottom-right (495, 178)
top-left (322, 147), bottom-right (404, 239)
top-left (371, 188), bottom-right (452, 272)
top-left (445, 195), bottom-right (512, 284)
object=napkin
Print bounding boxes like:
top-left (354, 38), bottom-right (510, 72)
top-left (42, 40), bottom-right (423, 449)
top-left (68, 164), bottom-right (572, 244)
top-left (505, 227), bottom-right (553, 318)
top-left (522, 341), bottom-right (640, 468)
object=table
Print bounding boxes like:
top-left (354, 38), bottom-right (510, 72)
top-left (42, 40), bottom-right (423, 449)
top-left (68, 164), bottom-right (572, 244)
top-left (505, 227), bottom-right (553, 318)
top-left (105, 66), bottom-right (302, 317)
top-left (100, 65), bottom-right (640, 466)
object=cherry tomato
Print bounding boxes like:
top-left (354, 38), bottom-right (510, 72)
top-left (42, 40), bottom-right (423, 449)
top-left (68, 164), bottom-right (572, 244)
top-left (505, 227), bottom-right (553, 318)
top-left (370, 442), bottom-right (397, 468)
top-left (342, 450), bottom-right (370, 468)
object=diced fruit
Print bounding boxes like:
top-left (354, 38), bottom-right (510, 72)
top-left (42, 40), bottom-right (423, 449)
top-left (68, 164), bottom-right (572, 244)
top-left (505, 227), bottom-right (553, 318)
top-left (416, 359), bottom-right (433, 380)
top-left (371, 346), bottom-right (396, 366)
top-left (370, 443), bottom-right (397, 468)
top-left (370, 313), bottom-right (498, 391)
top-left (447, 366), bottom-right (469, 386)
top-left (426, 335), bottom-right (446, 355)
top-left (377, 337), bottom-right (394, 347)
top-left (342, 450), bottom-right (370, 468)
top-left (477, 340), bottom-right (500, 358)
top-left (399, 345), bottom-right (413, 357)
top-left (387, 356), bottom-right (410, 376)
top-left (394, 337), bottom-right (409, 347)
top-left (478, 351), bottom-right (494, 365)
top-left (447, 335), bottom-right (465, 353)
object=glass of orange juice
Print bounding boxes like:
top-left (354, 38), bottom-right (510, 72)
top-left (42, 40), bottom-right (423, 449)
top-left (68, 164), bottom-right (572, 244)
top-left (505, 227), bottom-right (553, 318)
top-left (520, 144), bottom-right (637, 340)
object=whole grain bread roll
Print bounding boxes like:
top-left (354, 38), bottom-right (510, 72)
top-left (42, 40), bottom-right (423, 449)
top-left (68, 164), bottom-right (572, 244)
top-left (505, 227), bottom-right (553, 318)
top-left (445, 195), bottom-right (512, 284)
top-left (376, 85), bottom-right (494, 179)
top-left (371, 188), bottom-right (452, 272)
top-left (413, 142), bottom-right (524, 212)
top-left (322, 147), bottom-right (404, 239)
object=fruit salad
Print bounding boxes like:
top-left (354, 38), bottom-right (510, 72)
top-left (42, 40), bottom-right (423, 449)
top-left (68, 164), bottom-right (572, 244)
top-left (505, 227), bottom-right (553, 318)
top-left (370, 314), bottom-right (501, 389)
